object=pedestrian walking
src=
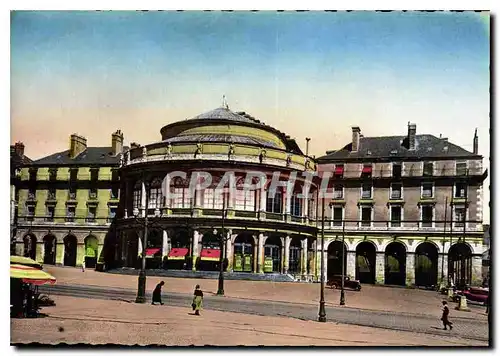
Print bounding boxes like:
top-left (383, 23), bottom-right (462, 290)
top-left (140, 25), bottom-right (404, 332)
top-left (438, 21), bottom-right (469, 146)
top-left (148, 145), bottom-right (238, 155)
top-left (81, 259), bottom-right (85, 272)
top-left (152, 281), bottom-right (165, 305)
top-left (441, 301), bottom-right (453, 330)
top-left (191, 284), bottom-right (203, 316)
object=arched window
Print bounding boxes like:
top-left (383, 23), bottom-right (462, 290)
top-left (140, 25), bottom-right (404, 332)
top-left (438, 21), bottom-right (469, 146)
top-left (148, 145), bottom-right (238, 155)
top-left (291, 193), bottom-right (302, 216)
top-left (172, 178), bottom-right (191, 208)
top-left (133, 181), bottom-right (142, 210)
top-left (235, 189), bottom-right (255, 211)
top-left (148, 178), bottom-right (163, 209)
top-left (266, 188), bottom-right (283, 214)
top-left (203, 188), bottom-right (225, 209)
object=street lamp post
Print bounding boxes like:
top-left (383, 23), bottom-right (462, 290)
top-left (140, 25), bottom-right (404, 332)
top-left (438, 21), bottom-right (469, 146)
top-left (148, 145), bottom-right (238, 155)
top-left (318, 197), bottom-right (326, 322)
top-left (217, 195), bottom-right (227, 296)
top-left (340, 218), bottom-right (346, 306)
top-left (135, 205), bottom-right (149, 304)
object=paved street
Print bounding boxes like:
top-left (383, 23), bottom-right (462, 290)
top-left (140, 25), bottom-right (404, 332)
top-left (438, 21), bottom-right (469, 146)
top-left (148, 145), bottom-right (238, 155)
top-left (11, 295), bottom-right (487, 346)
top-left (39, 282), bottom-right (489, 343)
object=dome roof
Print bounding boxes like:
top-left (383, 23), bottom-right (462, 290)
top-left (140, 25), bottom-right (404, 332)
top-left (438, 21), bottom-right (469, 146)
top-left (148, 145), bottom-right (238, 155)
top-left (186, 107), bottom-right (257, 124)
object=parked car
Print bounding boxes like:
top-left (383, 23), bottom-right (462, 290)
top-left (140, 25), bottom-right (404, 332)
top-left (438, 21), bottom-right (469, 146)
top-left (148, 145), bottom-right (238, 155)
top-left (454, 286), bottom-right (489, 306)
top-left (327, 275), bottom-right (361, 291)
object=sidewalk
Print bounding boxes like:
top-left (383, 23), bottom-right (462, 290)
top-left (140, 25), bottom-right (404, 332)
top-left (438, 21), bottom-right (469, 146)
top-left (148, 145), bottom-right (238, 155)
top-left (44, 266), bottom-right (488, 320)
top-left (11, 295), bottom-right (486, 346)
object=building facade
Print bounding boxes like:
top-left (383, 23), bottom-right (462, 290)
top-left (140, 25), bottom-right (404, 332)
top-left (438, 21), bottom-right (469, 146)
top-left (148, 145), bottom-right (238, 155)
top-left (316, 123), bottom-right (488, 287)
top-left (116, 107), bottom-right (319, 281)
top-left (14, 131), bottom-right (126, 270)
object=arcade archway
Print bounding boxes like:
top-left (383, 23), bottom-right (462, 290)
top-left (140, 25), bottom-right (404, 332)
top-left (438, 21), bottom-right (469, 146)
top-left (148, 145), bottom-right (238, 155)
top-left (23, 234), bottom-right (37, 260)
top-left (327, 240), bottom-right (347, 279)
top-left (63, 235), bottom-right (77, 267)
top-left (385, 242), bottom-right (406, 286)
top-left (415, 242), bottom-right (438, 287)
top-left (355, 241), bottom-right (376, 284)
top-left (233, 233), bottom-right (255, 272)
top-left (84, 235), bottom-right (99, 269)
top-left (43, 235), bottom-right (56, 265)
top-left (448, 243), bottom-right (472, 288)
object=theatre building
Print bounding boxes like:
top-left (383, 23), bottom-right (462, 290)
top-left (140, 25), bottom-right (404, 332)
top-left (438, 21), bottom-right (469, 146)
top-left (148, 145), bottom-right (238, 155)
top-left (115, 106), bottom-right (320, 280)
top-left (316, 124), bottom-right (488, 287)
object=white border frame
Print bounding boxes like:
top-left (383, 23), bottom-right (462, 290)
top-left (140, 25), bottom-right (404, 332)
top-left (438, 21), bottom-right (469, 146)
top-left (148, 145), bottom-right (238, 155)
top-left (419, 204), bottom-right (435, 228)
top-left (389, 182), bottom-right (403, 200)
top-left (389, 204), bottom-right (404, 228)
top-left (420, 181), bottom-right (434, 199)
top-left (360, 182), bottom-right (373, 199)
top-left (358, 205), bottom-right (373, 228)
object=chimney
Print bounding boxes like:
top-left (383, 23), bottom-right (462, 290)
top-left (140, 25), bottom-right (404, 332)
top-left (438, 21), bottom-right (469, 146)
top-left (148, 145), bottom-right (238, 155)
top-left (407, 122), bottom-right (416, 151)
top-left (111, 130), bottom-right (124, 156)
top-left (14, 142), bottom-right (25, 158)
top-left (473, 128), bottom-right (478, 155)
top-left (69, 134), bottom-right (87, 159)
top-left (351, 126), bottom-right (361, 152)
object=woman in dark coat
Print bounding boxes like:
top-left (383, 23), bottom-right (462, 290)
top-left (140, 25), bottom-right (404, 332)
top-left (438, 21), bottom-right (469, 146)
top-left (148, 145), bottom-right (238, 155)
top-left (152, 281), bottom-right (165, 305)
top-left (441, 301), bottom-right (453, 330)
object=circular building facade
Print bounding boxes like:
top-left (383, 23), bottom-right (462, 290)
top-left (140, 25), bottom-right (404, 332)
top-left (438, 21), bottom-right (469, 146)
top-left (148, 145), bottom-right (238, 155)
top-left (113, 107), bottom-right (319, 280)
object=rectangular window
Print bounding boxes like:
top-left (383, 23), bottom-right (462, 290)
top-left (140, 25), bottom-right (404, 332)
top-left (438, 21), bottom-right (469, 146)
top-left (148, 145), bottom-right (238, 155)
top-left (203, 189), bottom-right (215, 209)
top-left (454, 206), bottom-right (466, 228)
top-left (454, 182), bottom-right (467, 198)
top-left (148, 188), bottom-right (162, 209)
top-left (133, 189), bottom-right (142, 209)
top-left (66, 206), bottom-right (75, 222)
top-left (47, 188), bottom-right (56, 200)
top-left (392, 163), bottom-right (402, 178)
top-left (26, 206), bottom-right (35, 221)
top-left (456, 161), bottom-right (467, 176)
top-left (360, 207), bottom-right (372, 227)
top-left (90, 168), bottom-right (99, 181)
top-left (266, 191), bottom-right (283, 214)
top-left (110, 187), bottom-right (119, 199)
top-left (28, 187), bottom-right (36, 200)
top-left (421, 183), bottom-right (433, 198)
top-left (49, 168), bottom-right (57, 181)
top-left (308, 198), bottom-right (315, 218)
top-left (46, 206), bottom-right (55, 222)
top-left (213, 190), bottom-right (224, 210)
top-left (391, 183), bottom-right (402, 200)
top-left (291, 195), bottom-right (302, 216)
top-left (423, 162), bottom-right (434, 177)
top-left (333, 185), bottom-right (344, 199)
top-left (361, 183), bottom-right (372, 199)
top-left (109, 207), bottom-right (117, 220)
top-left (70, 168), bottom-right (78, 181)
top-left (332, 207), bottom-right (343, 227)
top-left (172, 188), bottom-right (190, 208)
top-left (87, 207), bottom-right (97, 222)
top-left (89, 188), bottom-right (98, 199)
top-left (68, 187), bottom-right (77, 200)
top-left (421, 205), bottom-right (433, 227)
top-left (390, 206), bottom-right (402, 227)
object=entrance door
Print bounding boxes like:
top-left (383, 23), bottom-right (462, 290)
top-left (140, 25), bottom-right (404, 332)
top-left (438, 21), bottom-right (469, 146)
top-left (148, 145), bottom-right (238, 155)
top-left (264, 245), bottom-right (281, 272)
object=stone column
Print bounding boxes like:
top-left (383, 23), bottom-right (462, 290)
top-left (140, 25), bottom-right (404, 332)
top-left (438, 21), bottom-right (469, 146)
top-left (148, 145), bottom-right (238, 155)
top-left (122, 233), bottom-right (128, 266)
top-left (226, 231), bottom-right (233, 272)
top-left (164, 174), bottom-right (171, 210)
top-left (194, 173), bottom-right (202, 209)
top-left (405, 252), bottom-right (415, 286)
top-left (192, 230), bottom-right (200, 271)
top-left (280, 241), bottom-right (285, 274)
top-left (285, 183), bottom-right (292, 222)
top-left (284, 235), bottom-right (291, 274)
top-left (303, 192), bottom-right (309, 221)
top-left (141, 181), bottom-right (147, 217)
top-left (77, 243), bottom-right (85, 267)
top-left (162, 230), bottom-right (169, 265)
top-left (36, 241), bottom-right (44, 264)
top-left (257, 233), bottom-right (264, 273)
top-left (438, 253), bottom-right (448, 287)
top-left (259, 186), bottom-right (267, 220)
top-left (56, 241), bottom-right (64, 266)
top-left (375, 252), bottom-right (385, 284)
top-left (228, 174), bottom-right (236, 210)
top-left (253, 243), bottom-right (258, 273)
top-left (137, 232), bottom-right (143, 257)
top-left (346, 251), bottom-right (356, 279)
top-left (472, 255), bottom-right (483, 286)
top-left (300, 238), bottom-right (307, 277)
top-left (124, 180), bottom-right (129, 218)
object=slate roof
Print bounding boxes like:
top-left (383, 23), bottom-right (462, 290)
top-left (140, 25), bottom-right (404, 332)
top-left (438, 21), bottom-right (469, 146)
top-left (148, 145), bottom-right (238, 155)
top-left (163, 133), bottom-right (280, 148)
top-left (31, 146), bottom-right (128, 166)
top-left (186, 107), bottom-right (258, 124)
top-left (317, 134), bottom-right (479, 162)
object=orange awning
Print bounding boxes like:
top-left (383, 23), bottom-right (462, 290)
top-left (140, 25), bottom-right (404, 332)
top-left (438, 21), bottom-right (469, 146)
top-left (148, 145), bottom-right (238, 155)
top-left (200, 248), bottom-right (221, 261)
top-left (168, 248), bottom-right (189, 260)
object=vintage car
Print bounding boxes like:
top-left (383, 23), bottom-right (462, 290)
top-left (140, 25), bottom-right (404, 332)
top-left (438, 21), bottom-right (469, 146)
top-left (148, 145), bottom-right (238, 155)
top-left (327, 275), bottom-right (361, 291)
top-left (454, 286), bottom-right (489, 305)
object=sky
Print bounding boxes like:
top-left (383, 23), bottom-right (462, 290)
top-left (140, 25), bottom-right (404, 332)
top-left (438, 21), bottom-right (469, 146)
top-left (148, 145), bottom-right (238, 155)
top-left (10, 11), bottom-right (490, 222)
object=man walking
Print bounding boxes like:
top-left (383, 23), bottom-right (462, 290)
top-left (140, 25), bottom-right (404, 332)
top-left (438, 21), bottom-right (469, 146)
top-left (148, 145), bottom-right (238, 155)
top-left (441, 301), bottom-right (453, 330)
